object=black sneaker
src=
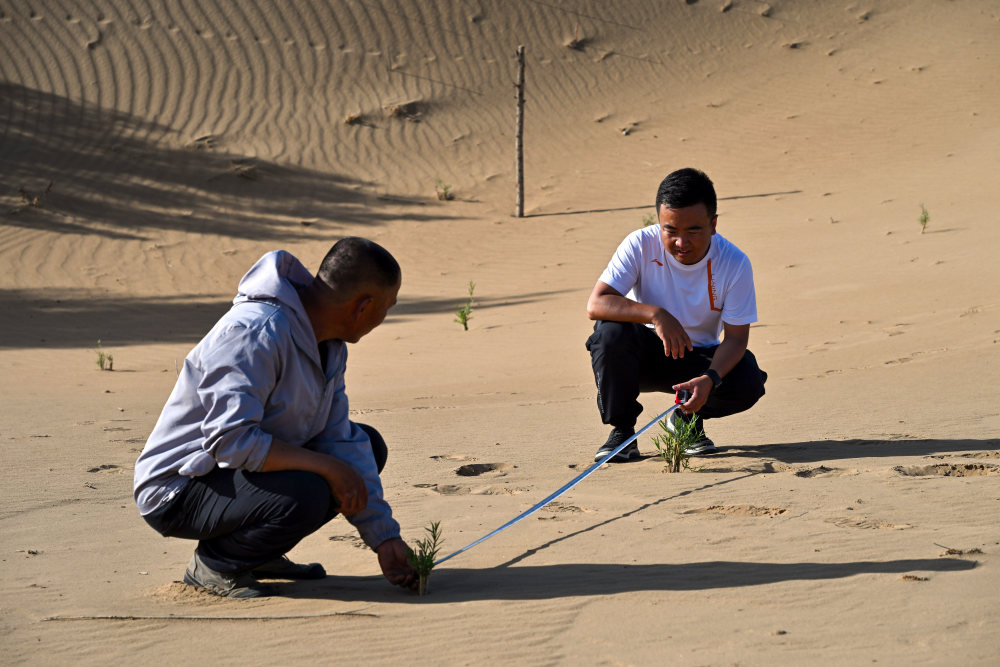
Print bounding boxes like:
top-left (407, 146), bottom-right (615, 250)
top-left (252, 555), bottom-right (326, 580)
top-left (683, 438), bottom-right (718, 455)
top-left (594, 427), bottom-right (640, 462)
top-left (666, 410), bottom-right (719, 455)
top-left (183, 553), bottom-right (275, 598)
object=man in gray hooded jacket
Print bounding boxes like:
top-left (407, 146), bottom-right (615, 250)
top-left (134, 237), bottom-right (414, 597)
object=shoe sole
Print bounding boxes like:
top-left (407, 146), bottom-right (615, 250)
top-left (594, 447), bottom-right (640, 463)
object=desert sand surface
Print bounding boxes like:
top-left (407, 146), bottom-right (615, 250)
top-left (2, 0), bottom-right (999, 664)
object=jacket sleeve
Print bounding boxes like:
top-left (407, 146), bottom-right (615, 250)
top-left (192, 322), bottom-right (280, 473)
top-left (306, 345), bottom-right (401, 550)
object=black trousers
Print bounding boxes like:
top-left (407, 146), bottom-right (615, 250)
top-left (585, 321), bottom-right (767, 430)
top-left (143, 423), bottom-right (388, 574)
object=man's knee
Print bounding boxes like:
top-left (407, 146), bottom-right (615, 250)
top-left (721, 350), bottom-right (767, 408)
top-left (586, 320), bottom-right (642, 356)
top-left (208, 469), bottom-right (335, 538)
top-left (358, 423), bottom-right (387, 473)
top-left (271, 470), bottom-right (333, 528)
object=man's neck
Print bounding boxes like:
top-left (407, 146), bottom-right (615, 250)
top-left (297, 280), bottom-right (350, 344)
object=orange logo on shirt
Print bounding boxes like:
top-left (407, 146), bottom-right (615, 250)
top-left (651, 258), bottom-right (663, 266)
top-left (707, 259), bottom-right (721, 312)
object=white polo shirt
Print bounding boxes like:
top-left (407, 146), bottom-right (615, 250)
top-left (598, 226), bottom-right (757, 347)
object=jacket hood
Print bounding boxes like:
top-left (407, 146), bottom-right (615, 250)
top-left (234, 250), bottom-right (318, 355)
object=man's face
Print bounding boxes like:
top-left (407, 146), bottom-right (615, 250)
top-left (658, 203), bottom-right (717, 265)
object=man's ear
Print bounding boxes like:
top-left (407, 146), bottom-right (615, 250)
top-left (352, 294), bottom-right (373, 319)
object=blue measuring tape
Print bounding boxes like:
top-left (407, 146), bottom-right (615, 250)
top-left (433, 405), bottom-right (678, 566)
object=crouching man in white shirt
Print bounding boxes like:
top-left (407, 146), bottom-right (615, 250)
top-left (586, 168), bottom-right (767, 462)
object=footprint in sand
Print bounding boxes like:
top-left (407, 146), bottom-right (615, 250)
top-left (86, 464), bottom-right (121, 473)
top-left (329, 535), bottom-right (367, 549)
top-left (937, 546), bottom-right (983, 558)
top-left (927, 451), bottom-right (1000, 460)
top-left (414, 483), bottom-right (470, 496)
top-left (794, 465), bottom-right (851, 478)
top-left (894, 463), bottom-right (1000, 477)
top-left (543, 501), bottom-right (589, 514)
top-left (476, 486), bottom-right (529, 496)
top-left (685, 505), bottom-right (787, 517)
top-left (826, 517), bottom-right (911, 530)
top-left (414, 482), bottom-right (527, 496)
top-left (109, 437), bottom-right (145, 445)
top-left (454, 462), bottom-right (515, 477)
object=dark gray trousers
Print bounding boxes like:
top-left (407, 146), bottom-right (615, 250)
top-left (143, 424), bottom-right (387, 574)
top-left (586, 321), bottom-right (767, 430)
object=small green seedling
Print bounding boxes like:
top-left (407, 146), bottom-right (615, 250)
top-left (435, 178), bottom-right (454, 201)
top-left (408, 521), bottom-right (443, 596)
top-left (651, 410), bottom-right (704, 473)
top-left (455, 281), bottom-right (475, 330)
top-left (642, 213), bottom-right (656, 227)
top-left (918, 204), bottom-right (929, 234)
top-left (96, 339), bottom-right (114, 371)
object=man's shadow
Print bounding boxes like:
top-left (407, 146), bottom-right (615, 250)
top-left (276, 464), bottom-right (984, 603)
top-left (277, 557), bottom-right (975, 604)
top-left (712, 437), bottom-right (1000, 466)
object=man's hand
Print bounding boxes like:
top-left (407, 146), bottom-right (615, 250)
top-left (376, 537), bottom-right (417, 589)
top-left (320, 458), bottom-right (368, 516)
top-left (588, 282), bottom-right (692, 358)
top-left (673, 375), bottom-right (714, 413)
top-left (674, 323), bottom-right (751, 413)
top-left (652, 308), bottom-right (693, 359)
top-left (262, 441), bottom-right (368, 515)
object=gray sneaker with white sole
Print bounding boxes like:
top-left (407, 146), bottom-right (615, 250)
top-left (183, 552), bottom-right (275, 598)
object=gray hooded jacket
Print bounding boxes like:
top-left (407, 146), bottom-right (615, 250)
top-left (133, 250), bottom-right (399, 549)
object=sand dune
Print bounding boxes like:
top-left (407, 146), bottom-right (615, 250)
top-left (2, 0), bottom-right (999, 664)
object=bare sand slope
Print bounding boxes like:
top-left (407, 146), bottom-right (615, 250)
top-left (2, 1), bottom-right (999, 664)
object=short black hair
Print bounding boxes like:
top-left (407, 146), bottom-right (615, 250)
top-left (316, 237), bottom-right (400, 295)
top-left (655, 168), bottom-right (717, 219)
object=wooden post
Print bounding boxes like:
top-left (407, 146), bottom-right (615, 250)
top-left (515, 45), bottom-right (525, 218)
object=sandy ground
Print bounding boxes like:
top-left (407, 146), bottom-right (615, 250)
top-left (2, 0), bottom-right (999, 664)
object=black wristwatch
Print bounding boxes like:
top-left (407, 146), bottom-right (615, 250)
top-left (703, 368), bottom-right (723, 390)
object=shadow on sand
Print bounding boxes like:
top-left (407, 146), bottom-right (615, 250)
top-left (275, 556), bottom-right (975, 603)
top-left (0, 288), bottom-right (578, 348)
top-left (1, 84), bottom-right (452, 241)
top-left (274, 468), bottom-right (982, 603)
top-left (716, 438), bottom-right (1000, 465)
